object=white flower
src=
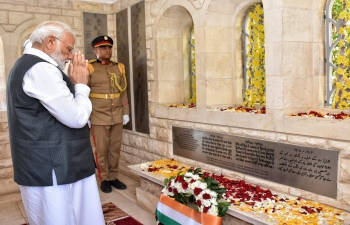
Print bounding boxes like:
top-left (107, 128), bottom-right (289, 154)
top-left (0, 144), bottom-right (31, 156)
top-left (140, 162), bottom-right (151, 169)
top-left (189, 180), bottom-right (202, 190)
top-left (202, 199), bottom-right (212, 207)
top-left (210, 197), bottom-right (218, 205)
top-left (207, 206), bottom-right (219, 216)
top-left (198, 182), bottom-right (208, 190)
top-left (184, 172), bottom-right (194, 178)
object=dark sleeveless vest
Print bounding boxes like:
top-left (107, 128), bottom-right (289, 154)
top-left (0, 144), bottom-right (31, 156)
top-left (7, 54), bottom-right (95, 186)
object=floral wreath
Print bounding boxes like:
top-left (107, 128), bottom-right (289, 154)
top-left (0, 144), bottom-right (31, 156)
top-left (160, 168), bottom-right (230, 217)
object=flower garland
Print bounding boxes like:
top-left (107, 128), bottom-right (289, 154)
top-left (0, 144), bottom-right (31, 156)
top-left (146, 159), bottom-right (347, 225)
top-left (243, 3), bottom-right (266, 108)
top-left (209, 173), bottom-right (346, 225)
top-left (291, 111), bottom-right (350, 119)
top-left (140, 158), bottom-right (191, 178)
top-left (209, 106), bottom-right (266, 114)
top-left (332, 0), bottom-right (350, 109)
top-left (163, 103), bottom-right (196, 108)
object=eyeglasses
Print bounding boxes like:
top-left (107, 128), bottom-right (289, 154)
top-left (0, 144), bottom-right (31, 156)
top-left (55, 37), bottom-right (74, 53)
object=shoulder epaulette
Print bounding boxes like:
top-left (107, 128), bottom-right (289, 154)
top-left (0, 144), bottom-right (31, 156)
top-left (118, 63), bottom-right (125, 75)
top-left (88, 59), bottom-right (98, 64)
top-left (88, 61), bottom-right (95, 74)
top-left (110, 59), bottom-right (118, 64)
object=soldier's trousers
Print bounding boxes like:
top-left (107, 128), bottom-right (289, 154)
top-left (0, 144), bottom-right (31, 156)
top-left (91, 123), bottom-right (123, 181)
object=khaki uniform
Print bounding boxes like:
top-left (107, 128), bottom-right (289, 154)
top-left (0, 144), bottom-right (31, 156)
top-left (88, 60), bottom-right (129, 182)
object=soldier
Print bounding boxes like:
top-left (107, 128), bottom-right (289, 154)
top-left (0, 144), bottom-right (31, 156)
top-left (88, 35), bottom-right (130, 193)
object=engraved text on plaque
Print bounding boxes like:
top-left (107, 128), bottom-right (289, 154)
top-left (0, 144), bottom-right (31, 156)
top-left (172, 126), bottom-right (338, 198)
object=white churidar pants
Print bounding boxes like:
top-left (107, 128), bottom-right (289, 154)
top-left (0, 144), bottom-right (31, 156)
top-left (19, 170), bottom-right (105, 225)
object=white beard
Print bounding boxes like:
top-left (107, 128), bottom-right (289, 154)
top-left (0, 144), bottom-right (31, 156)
top-left (63, 61), bottom-right (70, 75)
top-left (50, 44), bottom-right (67, 70)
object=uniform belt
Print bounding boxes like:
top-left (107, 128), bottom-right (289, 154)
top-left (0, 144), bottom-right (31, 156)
top-left (89, 93), bottom-right (120, 99)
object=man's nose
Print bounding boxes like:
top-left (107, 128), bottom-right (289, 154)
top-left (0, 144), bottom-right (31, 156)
top-left (67, 52), bottom-right (74, 60)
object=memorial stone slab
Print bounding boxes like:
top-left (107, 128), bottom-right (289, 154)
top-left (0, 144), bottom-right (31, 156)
top-left (172, 126), bottom-right (338, 198)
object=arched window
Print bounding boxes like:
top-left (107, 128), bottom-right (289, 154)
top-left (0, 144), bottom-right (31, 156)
top-left (325, 0), bottom-right (350, 109)
top-left (242, 3), bottom-right (265, 108)
top-left (156, 6), bottom-right (195, 106)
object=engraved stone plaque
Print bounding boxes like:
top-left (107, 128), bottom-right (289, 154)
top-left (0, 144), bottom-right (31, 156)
top-left (116, 8), bottom-right (132, 130)
top-left (131, 1), bottom-right (149, 134)
top-left (83, 13), bottom-right (107, 60)
top-left (172, 126), bottom-right (338, 198)
top-left (116, 1), bottom-right (149, 134)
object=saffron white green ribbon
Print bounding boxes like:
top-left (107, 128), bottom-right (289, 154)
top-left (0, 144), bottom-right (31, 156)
top-left (156, 194), bottom-right (222, 225)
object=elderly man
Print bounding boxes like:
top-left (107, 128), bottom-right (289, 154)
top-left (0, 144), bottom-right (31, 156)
top-left (88, 35), bottom-right (129, 193)
top-left (7, 21), bottom-right (104, 225)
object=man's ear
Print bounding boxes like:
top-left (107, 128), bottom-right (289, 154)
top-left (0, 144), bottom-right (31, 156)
top-left (93, 47), bottom-right (99, 55)
top-left (45, 36), bottom-right (56, 51)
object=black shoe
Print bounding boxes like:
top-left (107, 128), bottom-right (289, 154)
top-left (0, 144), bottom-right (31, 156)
top-left (100, 180), bottom-right (112, 193)
top-left (110, 179), bottom-right (127, 190)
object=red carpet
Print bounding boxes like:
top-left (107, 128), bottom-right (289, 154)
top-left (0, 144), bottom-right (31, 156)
top-left (21, 202), bottom-right (143, 225)
top-left (105, 216), bottom-right (143, 225)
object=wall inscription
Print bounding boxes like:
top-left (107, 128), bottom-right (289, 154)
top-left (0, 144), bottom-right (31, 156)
top-left (116, 1), bottom-right (149, 134)
top-left (131, 1), bottom-right (149, 134)
top-left (83, 12), bottom-right (107, 60)
top-left (116, 8), bottom-right (131, 130)
top-left (172, 126), bottom-right (338, 198)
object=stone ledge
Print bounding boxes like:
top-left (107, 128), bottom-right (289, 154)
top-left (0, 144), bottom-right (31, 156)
top-left (129, 162), bottom-right (350, 225)
top-left (129, 164), bottom-right (268, 225)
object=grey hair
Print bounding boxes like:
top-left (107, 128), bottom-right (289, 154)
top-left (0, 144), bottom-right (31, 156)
top-left (29, 21), bottom-right (75, 44)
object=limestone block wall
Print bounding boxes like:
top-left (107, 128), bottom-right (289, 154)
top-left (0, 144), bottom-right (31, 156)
top-left (1, 0), bottom-right (350, 215)
top-left (0, 119), bottom-right (20, 202)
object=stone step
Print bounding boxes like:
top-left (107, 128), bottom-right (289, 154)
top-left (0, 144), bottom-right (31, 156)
top-left (119, 161), bottom-right (140, 182)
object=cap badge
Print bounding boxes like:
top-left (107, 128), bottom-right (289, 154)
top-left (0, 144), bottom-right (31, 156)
top-left (104, 36), bottom-right (108, 40)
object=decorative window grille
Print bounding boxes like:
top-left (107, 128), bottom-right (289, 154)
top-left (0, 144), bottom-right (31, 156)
top-left (242, 4), bottom-right (266, 108)
top-left (325, 0), bottom-right (350, 109)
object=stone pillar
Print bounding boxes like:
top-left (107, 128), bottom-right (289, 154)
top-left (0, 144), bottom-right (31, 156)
top-left (264, 0), bottom-right (315, 117)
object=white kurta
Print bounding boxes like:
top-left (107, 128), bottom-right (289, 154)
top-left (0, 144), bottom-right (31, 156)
top-left (20, 173), bottom-right (104, 225)
top-left (18, 47), bottom-right (104, 225)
